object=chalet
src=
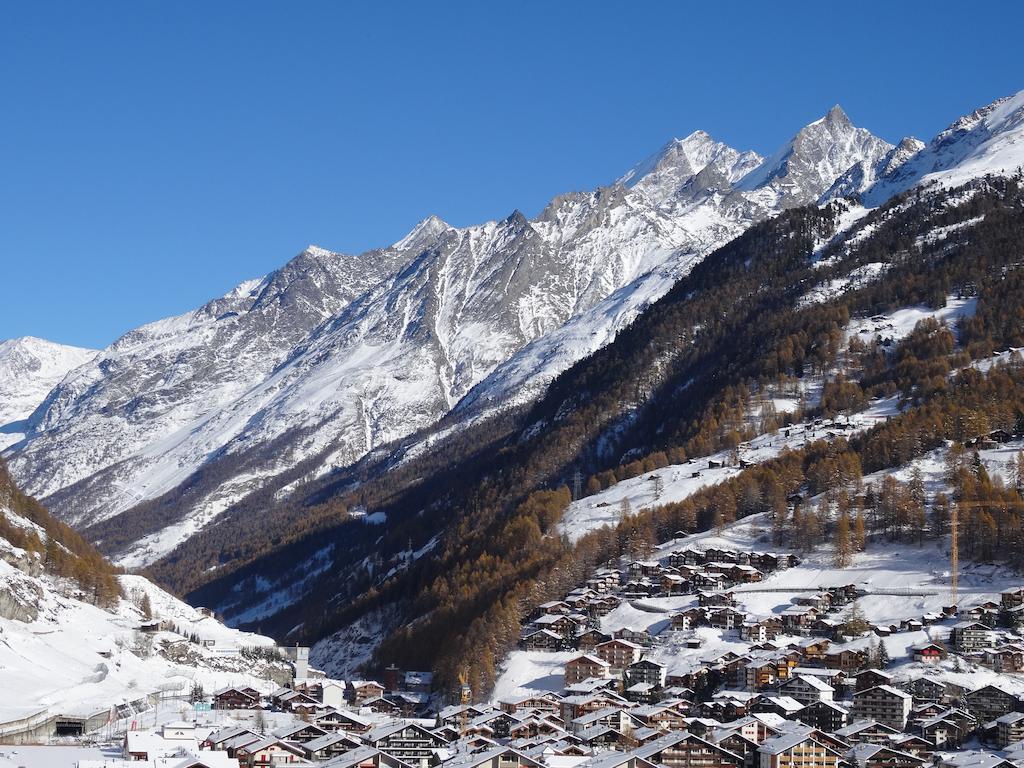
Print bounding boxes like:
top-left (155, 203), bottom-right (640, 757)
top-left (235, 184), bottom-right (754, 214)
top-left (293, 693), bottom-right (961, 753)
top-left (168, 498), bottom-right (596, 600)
top-left (316, 708), bottom-right (372, 732)
top-left (854, 669), bottom-right (893, 692)
top-left (963, 684), bottom-right (1019, 722)
top-left (533, 614), bottom-right (582, 639)
top-left (441, 747), bottom-right (543, 768)
top-left (538, 600), bottom-right (571, 615)
top-left (951, 621), bottom-right (990, 652)
top-left (467, 711), bottom-right (523, 739)
top-left (834, 720), bottom-right (901, 745)
top-left (792, 638), bottom-right (830, 661)
top-left (636, 730), bottom-right (746, 768)
top-left (628, 704), bottom-right (688, 730)
top-left (987, 643), bottom-right (1024, 673)
top-left (521, 629), bottom-right (564, 651)
top-left (916, 716), bottom-right (962, 748)
top-left (695, 572), bottom-right (729, 590)
top-left (205, 726), bottom-right (260, 753)
top-left (277, 689), bottom-right (320, 715)
top-left (671, 608), bottom-right (706, 632)
top-left (235, 737), bottom-right (307, 767)
top-left (302, 732), bottom-right (363, 762)
top-left (364, 722), bottom-right (450, 767)
top-left (749, 696), bottom-right (804, 718)
top-left (908, 675), bottom-right (949, 703)
top-left (363, 696), bottom-right (402, 715)
top-left (438, 704), bottom-right (490, 728)
top-left (824, 648), bottom-right (868, 673)
top-left (499, 694), bottom-right (562, 715)
top-left (781, 606), bottom-right (819, 633)
top-left (779, 675), bottom-right (835, 705)
top-left (889, 734), bottom-right (935, 760)
top-left (962, 601), bottom-right (1002, 627)
top-left (212, 686), bottom-right (261, 710)
top-left (576, 628), bottom-right (612, 651)
top-left (846, 743), bottom-right (926, 768)
top-left (565, 653), bottom-right (613, 685)
top-left (757, 728), bottom-right (841, 768)
top-left (741, 619), bottom-right (781, 643)
top-left (709, 607), bottom-right (748, 631)
top-left (705, 548), bottom-right (739, 564)
top-left (1001, 586), bottom-right (1024, 610)
top-left (698, 591), bottom-right (736, 608)
top-left (669, 548), bottom-right (706, 568)
top-left (626, 658), bottom-right (667, 688)
top-left (742, 657), bottom-right (781, 690)
top-left (797, 700), bottom-right (849, 733)
top-left (794, 593), bottom-right (832, 611)
top-left (911, 642), bottom-right (946, 664)
top-left (595, 639), bottom-right (643, 672)
top-left (349, 680), bottom-right (387, 705)
top-left (272, 722), bottom-right (329, 744)
top-left (560, 693), bottom-right (628, 723)
top-left (321, 746), bottom-right (416, 768)
top-left (851, 685), bottom-right (913, 729)
top-left (614, 627), bottom-right (655, 647)
top-left (996, 711), bottom-right (1024, 748)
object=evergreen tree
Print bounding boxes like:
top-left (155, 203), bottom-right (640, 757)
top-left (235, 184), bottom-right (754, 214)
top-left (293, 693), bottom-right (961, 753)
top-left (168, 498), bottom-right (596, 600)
top-left (833, 512), bottom-right (852, 568)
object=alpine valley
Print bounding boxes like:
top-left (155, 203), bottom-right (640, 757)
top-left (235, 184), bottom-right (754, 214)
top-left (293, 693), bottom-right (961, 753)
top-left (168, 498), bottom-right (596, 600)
top-left (4, 86), bottom-right (1024, 698)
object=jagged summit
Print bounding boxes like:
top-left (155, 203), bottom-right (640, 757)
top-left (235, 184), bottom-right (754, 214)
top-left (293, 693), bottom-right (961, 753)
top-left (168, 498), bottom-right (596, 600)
top-left (618, 130), bottom-right (762, 205)
top-left (862, 88), bottom-right (1024, 206)
top-left (736, 105), bottom-right (893, 206)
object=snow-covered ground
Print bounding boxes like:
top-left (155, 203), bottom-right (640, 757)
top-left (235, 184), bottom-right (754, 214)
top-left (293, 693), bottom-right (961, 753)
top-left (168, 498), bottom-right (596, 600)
top-left (0, 337), bottom-right (97, 451)
top-left (557, 396), bottom-right (900, 544)
top-left (0, 540), bottom-right (281, 734)
top-left (497, 429), bottom-right (1024, 702)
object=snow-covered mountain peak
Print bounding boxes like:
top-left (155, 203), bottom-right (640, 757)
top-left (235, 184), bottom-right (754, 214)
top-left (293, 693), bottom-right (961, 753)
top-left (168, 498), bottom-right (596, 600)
top-left (862, 88), bottom-right (1024, 206)
top-left (0, 337), bottom-right (97, 451)
top-left (736, 106), bottom-right (893, 207)
top-left (391, 214), bottom-right (454, 252)
top-left (619, 130), bottom-right (761, 205)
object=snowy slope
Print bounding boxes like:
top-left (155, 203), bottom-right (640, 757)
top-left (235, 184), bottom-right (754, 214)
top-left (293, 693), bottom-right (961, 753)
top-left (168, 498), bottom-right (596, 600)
top-left (863, 88), bottom-right (1024, 205)
top-left (0, 495), bottom-right (282, 732)
top-left (0, 338), bottom-right (96, 451)
top-left (6, 243), bottom-right (416, 532)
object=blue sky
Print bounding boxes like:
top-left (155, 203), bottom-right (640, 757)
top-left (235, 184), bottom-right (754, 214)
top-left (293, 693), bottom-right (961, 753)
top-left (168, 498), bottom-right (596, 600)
top-left (2, 2), bottom-right (1022, 348)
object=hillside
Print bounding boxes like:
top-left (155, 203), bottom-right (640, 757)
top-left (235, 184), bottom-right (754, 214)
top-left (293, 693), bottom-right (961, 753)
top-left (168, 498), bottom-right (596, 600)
top-left (3, 105), bottom-right (898, 571)
top-left (170, 157), bottom-right (1024, 698)
top-left (0, 460), bottom-right (286, 737)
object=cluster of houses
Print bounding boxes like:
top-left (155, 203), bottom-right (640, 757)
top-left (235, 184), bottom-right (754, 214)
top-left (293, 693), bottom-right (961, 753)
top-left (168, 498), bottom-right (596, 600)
top-left (502, 544), bottom-right (1024, 768)
top-left (213, 670), bottom-right (433, 720)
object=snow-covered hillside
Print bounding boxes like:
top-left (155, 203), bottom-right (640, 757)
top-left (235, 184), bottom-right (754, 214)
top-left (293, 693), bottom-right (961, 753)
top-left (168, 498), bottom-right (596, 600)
top-left (0, 491), bottom-right (283, 734)
top-left (0, 337), bottom-right (96, 451)
top-left (863, 88), bottom-right (1024, 205)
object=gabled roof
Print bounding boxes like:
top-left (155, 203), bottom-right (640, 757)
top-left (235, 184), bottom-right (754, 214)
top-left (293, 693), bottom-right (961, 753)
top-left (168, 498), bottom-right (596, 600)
top-left (323, 746), bottom-right (416, 768)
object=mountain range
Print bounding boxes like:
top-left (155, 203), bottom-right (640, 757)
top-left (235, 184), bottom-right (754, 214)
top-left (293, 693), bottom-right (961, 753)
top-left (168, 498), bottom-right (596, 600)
top-left (2, 88), bottom-right (1024, 684)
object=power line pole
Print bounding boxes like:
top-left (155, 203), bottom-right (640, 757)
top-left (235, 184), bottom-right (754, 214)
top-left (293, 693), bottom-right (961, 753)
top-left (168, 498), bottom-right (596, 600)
top-left (572, 469), bottom-right (582, 501)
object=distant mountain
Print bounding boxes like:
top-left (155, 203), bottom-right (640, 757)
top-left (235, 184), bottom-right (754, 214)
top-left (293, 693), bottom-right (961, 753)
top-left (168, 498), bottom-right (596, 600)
top-left (0, 337), bottom-right (96, 450)
top-left (862, 89), bottom-right (1024, 205)
top-left (7, 90), bottom-right (1024, 583)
